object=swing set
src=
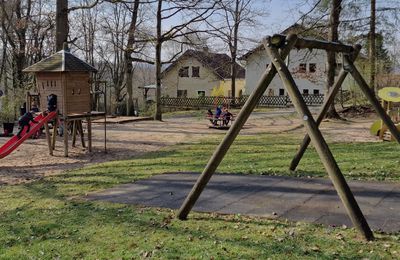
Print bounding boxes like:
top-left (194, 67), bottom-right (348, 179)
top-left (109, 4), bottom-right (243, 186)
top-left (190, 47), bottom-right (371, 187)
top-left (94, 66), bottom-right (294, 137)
top-left (176, 34), bottom-right (400, 241)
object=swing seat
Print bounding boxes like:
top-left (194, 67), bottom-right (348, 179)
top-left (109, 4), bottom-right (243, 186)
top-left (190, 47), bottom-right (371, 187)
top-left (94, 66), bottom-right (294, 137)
top-left (206, 114), bottom-right (234, 130)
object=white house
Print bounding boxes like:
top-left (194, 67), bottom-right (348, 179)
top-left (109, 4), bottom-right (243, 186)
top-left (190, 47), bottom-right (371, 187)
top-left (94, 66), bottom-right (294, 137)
top-left (241, 24), bottom-right (328, 97)
top-left (161, 49), bottom-right (245, 98)
top-left (241, 46), bottom-right (327, 96)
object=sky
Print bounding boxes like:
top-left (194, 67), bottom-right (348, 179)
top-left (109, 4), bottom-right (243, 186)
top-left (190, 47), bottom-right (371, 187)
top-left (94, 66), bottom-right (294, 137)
top-left (258, 0), bottom-right (312, 35)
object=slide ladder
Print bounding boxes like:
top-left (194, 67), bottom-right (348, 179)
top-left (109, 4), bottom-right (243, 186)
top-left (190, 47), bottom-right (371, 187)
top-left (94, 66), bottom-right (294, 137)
top-left (0, 111), bottom-right (57, 159)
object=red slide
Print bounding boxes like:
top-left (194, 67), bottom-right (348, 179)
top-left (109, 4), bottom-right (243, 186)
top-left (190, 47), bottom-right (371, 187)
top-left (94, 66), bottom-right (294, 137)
top-left (0, 111), bottom-right (57, 159)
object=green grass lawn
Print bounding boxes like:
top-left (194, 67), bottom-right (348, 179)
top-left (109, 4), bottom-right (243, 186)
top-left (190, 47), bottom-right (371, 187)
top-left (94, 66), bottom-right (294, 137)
top-left (1, 132), bottom-right (400, 259)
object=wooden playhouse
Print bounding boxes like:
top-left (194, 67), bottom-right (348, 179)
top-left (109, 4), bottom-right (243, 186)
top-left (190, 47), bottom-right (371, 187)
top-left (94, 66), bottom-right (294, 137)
top-left (23, 45), bottom-right (106, 156)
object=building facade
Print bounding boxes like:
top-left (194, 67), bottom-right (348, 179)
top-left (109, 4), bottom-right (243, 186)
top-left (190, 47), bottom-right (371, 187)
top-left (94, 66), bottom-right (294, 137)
top-left (161, 50), bottom-right (245, 98)
top-left (242, 46), bottom-right (327, 97)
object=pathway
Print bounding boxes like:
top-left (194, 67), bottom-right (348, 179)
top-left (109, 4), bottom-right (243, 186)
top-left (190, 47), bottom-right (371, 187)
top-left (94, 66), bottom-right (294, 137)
top-left (86, 172), bottom-right (400, 233)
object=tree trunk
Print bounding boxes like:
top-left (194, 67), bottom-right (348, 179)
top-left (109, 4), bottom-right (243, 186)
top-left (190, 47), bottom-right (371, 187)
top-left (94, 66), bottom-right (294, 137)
top-left (0, 36), bottom-right (7, 94)
top-left (125, 0), bottom-right (140, 116)
top-left (325, 0), bottom-right (342, 119)
top-left (369, 0), bottom-right (376, 93)
top-left (154, 0), bottom-right (163, 121)
top-left (230, 0), bottom-right (240, 100)
top-left (56, 0), bottom-right (68, 51)
top-left (14, 0), bottom-right (31, 89)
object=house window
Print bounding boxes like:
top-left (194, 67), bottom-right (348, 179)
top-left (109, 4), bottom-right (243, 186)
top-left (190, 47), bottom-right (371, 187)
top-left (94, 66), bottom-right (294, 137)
top-left (192, 66), bottom-right (200, 77)
top-left (279, 88), bottom-right (285, 96)
top-left (303, 89), bottom-right (309, 95)
top-left (309, 63), bottom-right (316, 73)
top-left (313, 89), bottom-right (320, 95)
top-left (178, 66), bottom-right (189, 77)
top-left (299, 63), bottom-right (307, 73)
top-left (197, 91), bottom-right (205, 97)
top-left (335, 62), bottom-right (342, 75)
top-left (177, 90), bottom-right (187, 97)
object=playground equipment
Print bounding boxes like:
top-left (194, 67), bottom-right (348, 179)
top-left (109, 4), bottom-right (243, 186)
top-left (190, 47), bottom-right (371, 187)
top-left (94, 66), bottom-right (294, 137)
top-left (177, 34), bottom-right (400, 241)
top-left (11, 43), bottom-right (106, 157)
top-left (207, 114), bottom-right (235, 130)
top-left (370, 87), bottom-right (400, 140)
top-left (0, 111), bottom-right (57, 158)
top-left (206, 107), bottom-right (235, 130)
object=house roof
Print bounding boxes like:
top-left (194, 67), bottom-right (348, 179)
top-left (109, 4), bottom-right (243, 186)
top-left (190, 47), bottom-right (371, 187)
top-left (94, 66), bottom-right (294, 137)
top-left (240, 23), bottom-right (327, 60)
top-left (162, 49), bottom-right (245, 79)
top-left (23, 49), bottom-right (97, 73)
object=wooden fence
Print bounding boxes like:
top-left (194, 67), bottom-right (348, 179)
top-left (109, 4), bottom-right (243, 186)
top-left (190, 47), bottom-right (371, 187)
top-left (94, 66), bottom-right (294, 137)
top-left (160, 94), bottom-right (324, 109)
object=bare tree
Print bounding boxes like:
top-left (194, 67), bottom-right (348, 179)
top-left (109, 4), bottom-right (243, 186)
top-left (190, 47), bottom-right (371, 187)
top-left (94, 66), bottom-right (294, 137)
top-left (124, 0), bottom-right (140, 116)
top-left (369, 0), bottom-right (376, 92)
top-left (325, 0), bottom-right (342, 118)
top-left (56, 0), bottom-right (68, 51)
top-left (0, 0), bottom-right (33, 89)
top-left (206, 0), bottom-right (262, 99)
top-left (152, 0), bottom-right (219, 120)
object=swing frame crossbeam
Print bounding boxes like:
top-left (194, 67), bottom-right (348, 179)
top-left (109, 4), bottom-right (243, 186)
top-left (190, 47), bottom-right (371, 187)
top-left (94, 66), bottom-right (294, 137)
top-left (176, 34), bottom-right (400, 241)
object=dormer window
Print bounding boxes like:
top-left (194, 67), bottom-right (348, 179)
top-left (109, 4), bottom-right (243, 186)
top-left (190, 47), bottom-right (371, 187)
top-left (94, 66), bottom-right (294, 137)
top-left (299, 63), bottom-right (307, 73)
top-left (309, 63), bottom-right (316, 73)
top-left (192, 66), bottom-right (200, 77)
top-left (178, 66), bottom-right (189, 77)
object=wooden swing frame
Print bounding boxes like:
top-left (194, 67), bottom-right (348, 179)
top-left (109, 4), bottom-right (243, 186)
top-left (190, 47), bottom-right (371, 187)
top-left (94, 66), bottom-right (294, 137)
top-left (176, 34), bottom-right (400, 241)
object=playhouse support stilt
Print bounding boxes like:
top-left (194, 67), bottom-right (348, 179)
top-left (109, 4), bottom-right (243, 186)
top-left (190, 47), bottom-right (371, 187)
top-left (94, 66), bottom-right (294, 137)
top-left (72, 120), bottom-right (77, 147)
top-left (64, 119), bottom-right (68, 157)
top-left (265, 44), bottom-right (373, 241)
top-left (87, 118), bottom-right (92, 152)
top-left (44, 122), bottom-right (53, 156)
top-left (177, 34), bottom-right (298, 220)
top-left (52, 115), bottom-right (58, 151)
top-left (344, 55), bottom-right (400, 143)
top-left (79, 120), bottom-right (85, 148)
top-left (289, 46), bottom-right (361, 171)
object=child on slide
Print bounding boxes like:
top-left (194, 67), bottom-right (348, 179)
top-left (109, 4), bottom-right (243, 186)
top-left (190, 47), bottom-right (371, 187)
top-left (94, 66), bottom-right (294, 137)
top-left (17, 111), bottom-right (38, 139)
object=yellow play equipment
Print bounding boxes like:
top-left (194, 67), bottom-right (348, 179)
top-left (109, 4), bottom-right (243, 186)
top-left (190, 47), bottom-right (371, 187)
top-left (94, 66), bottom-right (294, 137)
top-left (370, 87), bottom-right (400, 140)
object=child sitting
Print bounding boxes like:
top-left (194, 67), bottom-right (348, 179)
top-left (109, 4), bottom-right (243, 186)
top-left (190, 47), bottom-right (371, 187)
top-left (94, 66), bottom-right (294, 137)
top-left (222, 107), bottom-right (233, 126)
top-left (17, 111), bottom-right (38, 139)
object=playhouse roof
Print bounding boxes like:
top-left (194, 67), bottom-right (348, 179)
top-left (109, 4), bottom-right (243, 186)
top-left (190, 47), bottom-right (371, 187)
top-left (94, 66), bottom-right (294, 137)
top-left (23, 49), bottom-right (97, 73)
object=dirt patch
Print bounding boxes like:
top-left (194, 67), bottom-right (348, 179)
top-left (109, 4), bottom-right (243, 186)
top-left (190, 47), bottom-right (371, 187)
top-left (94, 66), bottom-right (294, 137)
top-left (338, 105), bottom-right (375, 118)
top-left (0, 109), bottom-right (379, 185)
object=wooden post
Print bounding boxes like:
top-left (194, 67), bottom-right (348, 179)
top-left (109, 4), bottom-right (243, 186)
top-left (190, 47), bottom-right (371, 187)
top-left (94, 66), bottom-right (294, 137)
top-left (177, 34), bottom-right (299, 220)
top-left (289, 46), bottom-right (361, 171)
top-left (64, 119), bottom-right (68, 157)
top-left (79, 120), bottom-right (86, 148)
top-left (72, 120), bottom-right (77, 147)
top-left (265, 43), bottom-right (373, 241)
top-left (344, 55), bottom-right (400, 143)
top-left (44, 122), bottom-right (53, 156)
top-left (52, 115), bottom-right (58, 151)
top-left (270, 34), bottom-right (354, 53)
top-left (87, 117), bottom-right (92, 152)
